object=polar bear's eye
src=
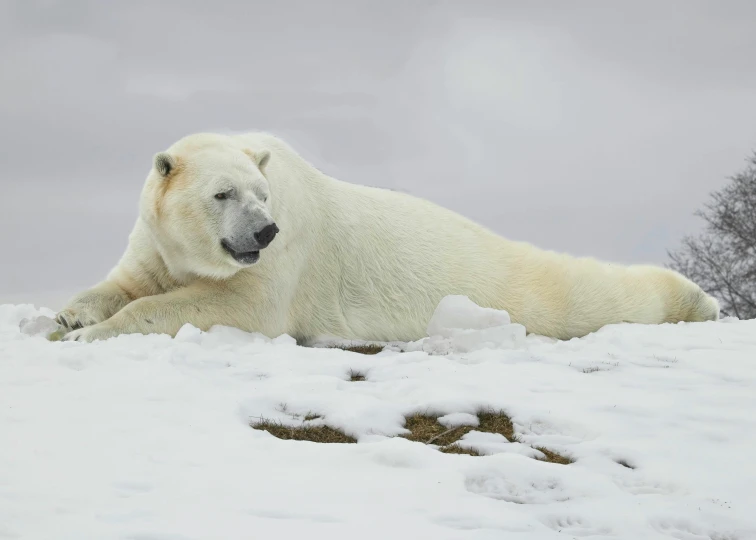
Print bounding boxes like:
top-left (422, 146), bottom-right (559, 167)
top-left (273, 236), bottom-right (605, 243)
top-left (214, 192), bottom-right (229, 200)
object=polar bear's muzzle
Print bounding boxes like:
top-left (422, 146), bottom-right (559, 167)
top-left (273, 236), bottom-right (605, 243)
top-left (220, 222), bottom-right (279, 265)
top-left (220, 240), bottom-right (260, 265)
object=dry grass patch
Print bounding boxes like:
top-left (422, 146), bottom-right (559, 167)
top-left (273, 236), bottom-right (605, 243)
top-left (401, 408), bottom-right (514, 446)
top-left (399, 408), bottom-right (572, 464)
top-left (250, 407), bottom-right (572, 463)
top-left (535, 446), bottom-right (575, 465)
top-left (402, 413), bottom-right (468, 446)
top-left (439, 444), bottom-right (481, 456)
top-left (338, 345), bottom-right (384, 355)
top-left (476, 408), bottom-right (516, 441)
top-left (251, 418), bottom-right (356, 444)
top-left (347, 369), bottom-right (367, 382)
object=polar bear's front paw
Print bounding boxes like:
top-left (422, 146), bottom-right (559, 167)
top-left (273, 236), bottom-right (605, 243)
top-left (56, 288), bottom-right (128, 330)
top-left (62, 322), bottom-right (121, 343)
top-left (56, 307), bottom-right (103, 331)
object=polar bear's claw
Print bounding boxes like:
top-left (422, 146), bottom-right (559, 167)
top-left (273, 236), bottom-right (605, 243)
top-left (56, 308), bottom-right (102, 331)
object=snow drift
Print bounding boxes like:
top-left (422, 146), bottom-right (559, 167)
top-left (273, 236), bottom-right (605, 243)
top-left (1, 297), bottom-right (755, 540)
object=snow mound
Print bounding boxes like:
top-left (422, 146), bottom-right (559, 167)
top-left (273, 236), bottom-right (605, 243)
top-left (422, 295), bottom-right (527, 354)
top-left (437, 412), bottom-right (479, 428)
top-left (1, 300), bottom-right (755, 540)
top-left (306, 295), bottom-right (529, 354)
top-left (19, 314), bottom-right (62, 338)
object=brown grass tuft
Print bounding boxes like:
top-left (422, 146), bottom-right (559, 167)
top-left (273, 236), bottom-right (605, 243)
top-left (476, 408), bottom-right (516, 440)
top-left (250, 407), bottom-right (573, 464)
top-left (347, 369), bottom-right (367, 382)
top-left (400, 409), bottom-right (514, 445)
top-left (401, 409), bottom-right (515, 445)
top-left (399, 409), bottom-right (572, 464)
top-left (535, 446), bottom-right (574, 465)
top-left (338, 345), bottom-right (384, 355)
top-left (440, 444), bottom-right (481, 456)
top-left (251, 419), bottom-right (356, 444)
top-left (401, 414), bottom-right (468, 446)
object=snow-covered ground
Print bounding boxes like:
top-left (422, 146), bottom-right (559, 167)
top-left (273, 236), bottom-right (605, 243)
top-left (1, 298), bottom-right (755, 540)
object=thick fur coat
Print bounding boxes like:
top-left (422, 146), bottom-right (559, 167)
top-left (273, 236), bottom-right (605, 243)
top-left (58, 132), bottom-right (720, 343)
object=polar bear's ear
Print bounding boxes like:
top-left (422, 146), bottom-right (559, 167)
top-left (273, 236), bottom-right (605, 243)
top-left (154, 152), bottom-right (177, 178)
top-left (243, 149), bottom-right (271, 174)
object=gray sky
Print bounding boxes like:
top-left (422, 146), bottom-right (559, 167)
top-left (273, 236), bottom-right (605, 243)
top-left (2, 0), bottom-right (756, 309)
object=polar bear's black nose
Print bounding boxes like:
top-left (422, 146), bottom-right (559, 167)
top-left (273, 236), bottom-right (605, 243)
top-left (254, 223), bottom-right (279, 248)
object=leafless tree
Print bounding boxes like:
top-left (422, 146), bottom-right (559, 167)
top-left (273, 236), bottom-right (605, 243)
top-left (667, 153), bottom-right (756, 320)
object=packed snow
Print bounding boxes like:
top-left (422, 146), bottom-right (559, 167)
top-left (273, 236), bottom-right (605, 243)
top-left (1, 296), bottom-right (755, 540)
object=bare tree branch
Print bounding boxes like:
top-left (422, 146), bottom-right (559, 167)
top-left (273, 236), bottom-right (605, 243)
top-left (667, 154), bottom-right (756, 320)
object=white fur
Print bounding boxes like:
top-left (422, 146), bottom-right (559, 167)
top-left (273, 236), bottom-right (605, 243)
top-left (58, 132), bottom-right (720, 343)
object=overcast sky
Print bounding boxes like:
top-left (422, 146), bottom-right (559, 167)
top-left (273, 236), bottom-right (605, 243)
top-left (1, 0), bottom-right (756, 309)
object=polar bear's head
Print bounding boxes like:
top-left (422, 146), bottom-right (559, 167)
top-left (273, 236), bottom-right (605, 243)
top-left (141, 134), bottom-right (278, 279)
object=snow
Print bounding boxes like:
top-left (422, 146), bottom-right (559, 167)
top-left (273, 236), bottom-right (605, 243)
top-left (422, 294), bottom-right (528, 354)
top-left (18, 312), bottom-right (61, 338)
top-left (437, 412), bottom-right (480, 428)
top-left (1, 297), bottom-right (756, 540)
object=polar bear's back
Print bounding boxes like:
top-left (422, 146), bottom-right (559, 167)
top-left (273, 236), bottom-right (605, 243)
top-left (312, 180), bottom-right (717, 341)
top-left (292, 179), bottom-right (513, 341)
top-left (239, 131), bottom-right (719, 342)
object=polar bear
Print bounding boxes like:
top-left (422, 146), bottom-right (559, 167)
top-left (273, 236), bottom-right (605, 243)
top-left (57, 131), bottom-right (719, 343)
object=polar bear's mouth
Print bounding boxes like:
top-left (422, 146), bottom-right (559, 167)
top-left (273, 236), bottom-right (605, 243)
top-left (220, 240), bottom-right (260, 265)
